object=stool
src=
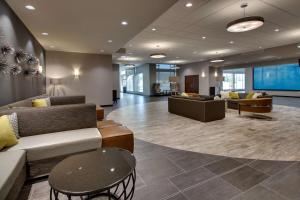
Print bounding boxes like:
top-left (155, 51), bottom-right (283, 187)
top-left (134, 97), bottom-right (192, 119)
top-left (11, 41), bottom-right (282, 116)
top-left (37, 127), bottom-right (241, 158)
top-left (100, 126), bottom-right (134, 153)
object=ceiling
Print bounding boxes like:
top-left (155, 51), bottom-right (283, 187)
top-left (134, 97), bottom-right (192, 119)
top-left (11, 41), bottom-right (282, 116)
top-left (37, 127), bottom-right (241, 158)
top-left (5, 0), bottom-right (177, 54)
top-left (115, 0), bottom-right (300, 65)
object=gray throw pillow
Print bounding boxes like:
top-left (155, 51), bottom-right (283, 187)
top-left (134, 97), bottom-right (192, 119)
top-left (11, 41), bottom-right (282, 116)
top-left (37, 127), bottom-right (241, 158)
top-left (7, 112), bottom-right (20, 138)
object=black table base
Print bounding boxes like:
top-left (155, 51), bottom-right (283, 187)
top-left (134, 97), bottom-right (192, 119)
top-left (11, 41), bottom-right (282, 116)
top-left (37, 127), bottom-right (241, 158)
top-left (50, 170), bottom-right (136, 200)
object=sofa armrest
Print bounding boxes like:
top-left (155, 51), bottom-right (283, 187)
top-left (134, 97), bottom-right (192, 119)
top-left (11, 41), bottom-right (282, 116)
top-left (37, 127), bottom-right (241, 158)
top-left (50, 95), bottom-right (86, 106)
top-left (0, 104), bottom-right (97, 137)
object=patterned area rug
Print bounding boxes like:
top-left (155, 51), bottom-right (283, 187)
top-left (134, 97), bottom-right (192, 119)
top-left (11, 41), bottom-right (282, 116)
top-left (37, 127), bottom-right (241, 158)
top-left (107, 102), bottom-right (300, 161)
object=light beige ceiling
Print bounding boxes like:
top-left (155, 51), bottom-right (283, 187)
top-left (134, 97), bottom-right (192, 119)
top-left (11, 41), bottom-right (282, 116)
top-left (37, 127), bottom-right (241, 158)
top-left (5, 0), bottom-right (177, 54)
top-left (116, 0), bottom-right (300, 65)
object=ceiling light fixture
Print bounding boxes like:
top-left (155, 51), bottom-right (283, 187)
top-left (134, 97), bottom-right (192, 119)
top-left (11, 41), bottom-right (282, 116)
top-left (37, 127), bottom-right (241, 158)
top-left (121, 21), bottom-right (128, 26)
top-left (108, 40), bottom-right (113, 43)
top-left (185, 2), bottom-right (193, 7)
top-left (202, 36), bottom-right (206, 39)
top-left (274, 28), bottom-right (280, 32)
top-left (124, 64), bottom-right (135, 68)
top-left (152, 28), bottom-right (157, 31)
top-left (227, 3), bottom-right (264, 33)
top-left (150, 53), bottom-right (167, 59)
top-left (297, 44), bottom-right (300, 48)
top-left (229, 41), bottom-right (234, 44)
top-left (25, 5), bottom-right (35, 10)
top-left (210, 59), bottom-right (224, 63)
top-left (41, 32), bottom-right (49, 36)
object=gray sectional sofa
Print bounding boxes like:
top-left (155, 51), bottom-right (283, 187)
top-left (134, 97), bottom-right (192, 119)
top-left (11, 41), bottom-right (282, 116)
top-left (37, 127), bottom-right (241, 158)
top-left (0, 96), bottom-right (102, 200)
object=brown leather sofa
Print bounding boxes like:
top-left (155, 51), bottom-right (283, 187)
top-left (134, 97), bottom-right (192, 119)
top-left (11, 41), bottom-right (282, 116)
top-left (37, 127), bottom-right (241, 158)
top-left (168, 96), bottom-right (225, 122)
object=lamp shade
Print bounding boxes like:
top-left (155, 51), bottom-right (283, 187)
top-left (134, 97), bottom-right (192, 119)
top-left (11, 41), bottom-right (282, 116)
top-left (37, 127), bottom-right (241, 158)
top-left (215, 76), bottom-right (225, 82)
top-left (50, 78), bottom-right (62, 85)
top-left (169, 76), bottom-right (179, 83)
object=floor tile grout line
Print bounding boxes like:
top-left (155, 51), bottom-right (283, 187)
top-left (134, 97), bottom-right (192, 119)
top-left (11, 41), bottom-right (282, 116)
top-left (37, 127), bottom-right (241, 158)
top-left (248, 160), bottom-right (298, 177)
top-left (259, 184), bottom-right (292, 200)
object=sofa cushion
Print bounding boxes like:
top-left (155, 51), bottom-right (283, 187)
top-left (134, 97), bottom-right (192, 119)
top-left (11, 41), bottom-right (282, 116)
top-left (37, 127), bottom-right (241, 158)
top-left (7, 128), bottom-right (101, 161)
top-left (0, 150), bottom-right (26, 200)
top-left (0, 115), bottom-right (18, 150)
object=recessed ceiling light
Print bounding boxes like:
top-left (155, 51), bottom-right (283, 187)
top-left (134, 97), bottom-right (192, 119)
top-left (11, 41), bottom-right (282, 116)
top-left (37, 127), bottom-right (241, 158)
top-left (108, 40), bottom-right (113, 43)
top-left (297, 44), bottom-right (300, 48)
top-left (185, 2), bottom-right (193, 7)
top-left (210, 59), bottom-right (225, 63)
top-left (229, 41), bottom-right (234, 44)
top-left (202, 36), bottom-right (206, 39)
top-left (150, 53), bottom-right (167, 59)
top-left (274, 28), bottom-right (280, 32)
top-left (25, 5), bottom-right (35, 10)
top-left (41, 32), bottom-right (48, 36)
top-left (227, 3), bottom-right (264, 32)
top-left (121, 21), bottom-right (128, 26)
top-left (152, 28), bottom-right (157, 31)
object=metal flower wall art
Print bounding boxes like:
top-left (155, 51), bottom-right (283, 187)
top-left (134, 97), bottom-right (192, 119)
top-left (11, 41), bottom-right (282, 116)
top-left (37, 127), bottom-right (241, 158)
top-left (0, 59), bottom-right (9, 74)
top-left (10, 64), bottom-right (22, 75)
top-left (15, 49), bottom-right (28, 64)
top-left (1, 45), bottom-right (15, 56)
top-left (0, 42), bottom-right (42, 76)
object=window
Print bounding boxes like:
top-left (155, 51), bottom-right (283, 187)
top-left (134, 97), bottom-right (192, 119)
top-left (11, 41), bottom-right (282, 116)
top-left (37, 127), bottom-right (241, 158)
top-left (135, 73), bottom-right (143, 93)
top-left (156, 64), bottom-right (176, 91)
top-left (222, 68), bottom-right (245, 91)
top-left (127, 75), bottom-right (134, 92)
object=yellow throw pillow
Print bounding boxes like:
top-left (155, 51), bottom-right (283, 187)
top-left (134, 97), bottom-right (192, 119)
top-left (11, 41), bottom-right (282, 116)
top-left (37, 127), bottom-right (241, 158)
top-left (229, 92), bottom-right (239, 99)
top-left (0, 115), bottom-right (18, 150)
top-left (32, 98), bottom-right (48, 107)
top-left (181, 93), bottom-right (189, 97)
top-left (246, 92), bottom-right (254, 99)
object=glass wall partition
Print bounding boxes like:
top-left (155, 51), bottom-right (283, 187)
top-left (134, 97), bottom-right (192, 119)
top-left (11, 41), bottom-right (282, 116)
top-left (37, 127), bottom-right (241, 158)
top-left (222, 68), bottom-right (245, 91)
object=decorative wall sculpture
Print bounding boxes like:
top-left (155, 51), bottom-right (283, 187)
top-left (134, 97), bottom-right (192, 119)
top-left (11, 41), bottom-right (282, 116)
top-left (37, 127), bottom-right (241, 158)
top-left (0, 44), bottom-right (41, 76)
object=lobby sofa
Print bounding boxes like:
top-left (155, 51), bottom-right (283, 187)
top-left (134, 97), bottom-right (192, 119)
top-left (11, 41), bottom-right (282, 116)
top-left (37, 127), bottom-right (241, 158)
top-left (0, 101), bottom-right (101, 200)
top-left (168, 96), bottom-right (225, 122)
top-left (227, 92), bottom-right (272, 110)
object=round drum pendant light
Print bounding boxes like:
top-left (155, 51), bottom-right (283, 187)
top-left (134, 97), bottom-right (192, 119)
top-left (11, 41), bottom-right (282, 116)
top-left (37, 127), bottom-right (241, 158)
top-left (150, 53), bottom-right (167, 59)
top-left (227, 3), bottom-right (264, 33)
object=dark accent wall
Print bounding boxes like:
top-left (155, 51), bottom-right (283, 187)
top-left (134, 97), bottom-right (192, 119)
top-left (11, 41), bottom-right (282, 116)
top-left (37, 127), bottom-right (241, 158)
top-left (0, 1), bottom-right (45, 106)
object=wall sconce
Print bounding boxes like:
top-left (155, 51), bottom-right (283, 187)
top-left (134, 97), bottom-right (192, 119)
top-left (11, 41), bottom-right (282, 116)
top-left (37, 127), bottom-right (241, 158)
top-left (38, 65), bottom-right (43, 74)
top-left (74, 68), bottom-right (80, 79)
top-left (201, 71), bottom-right (206, 77)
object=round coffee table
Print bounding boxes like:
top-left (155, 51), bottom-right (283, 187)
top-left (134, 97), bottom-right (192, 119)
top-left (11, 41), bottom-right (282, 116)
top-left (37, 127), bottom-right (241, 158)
top-left (48, 148), bottom-right (136, 200)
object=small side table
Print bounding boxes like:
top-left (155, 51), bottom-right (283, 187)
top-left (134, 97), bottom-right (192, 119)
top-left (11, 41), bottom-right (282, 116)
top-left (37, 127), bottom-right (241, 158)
top-left (48, 148), bottom-right (136, 200)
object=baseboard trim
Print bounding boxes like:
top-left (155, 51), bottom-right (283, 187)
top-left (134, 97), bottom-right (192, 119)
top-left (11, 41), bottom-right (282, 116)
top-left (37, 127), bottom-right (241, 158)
top-left (101, 104), bottom-right (114, 107)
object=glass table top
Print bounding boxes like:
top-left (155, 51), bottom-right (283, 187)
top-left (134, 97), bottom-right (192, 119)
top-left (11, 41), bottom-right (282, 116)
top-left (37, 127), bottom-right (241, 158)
top-left (48, 148), bottom-right (136, 195)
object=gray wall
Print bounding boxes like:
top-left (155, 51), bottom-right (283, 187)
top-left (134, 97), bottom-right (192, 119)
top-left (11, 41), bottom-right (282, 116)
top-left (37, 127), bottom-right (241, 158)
top-left (178, 62), bottom-right (210, 95)
top-left (46, 51), bottom-right (113, 105)
top-left (0, 1), bottom-right (46, 106)
top-left (222, 58), bottom-right (300, 97)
